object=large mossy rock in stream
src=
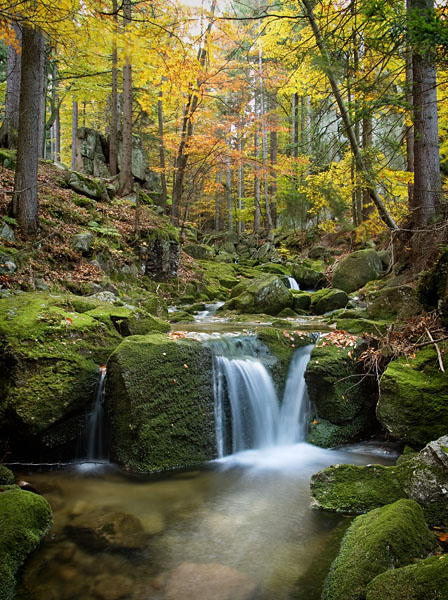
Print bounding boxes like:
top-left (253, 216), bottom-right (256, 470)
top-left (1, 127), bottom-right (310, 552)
top-left (332, 249), bottom-right (383, 293)
top-left (292, 262), bottom-right (327, 290)
top-left (224, 275), bottom-right (293, 315)
top-left (309, 288), bottom-right (349, 315)
top-left (0, 486), bottom-right (53, 600)
top-left (321, 499), bottom-right (437, 600)
top-left (106, 334), bottom-right (216, 472)
top-left (365, 554), bottom-right (448, 600)
top-left (0, 292), bottom-right (169, 459)
top-left (305, 337), bottom-right (377, 448)
top-left (366, 285), bottom-right (423, 321)
top-left (310, 436), bottom-right (448, 526)
top-left (377, 346), bottom-right (448, 448)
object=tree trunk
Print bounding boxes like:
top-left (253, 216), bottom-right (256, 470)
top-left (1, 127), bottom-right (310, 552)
top-left (0, 23), bottom-right (21, 149)
top-left (109, 0), bottom-right (118, 176)
top-left (410, 0), bottom-right (441, 226)
top-left (254, 127), bottom-right (261, 234)
top-left (39, 41), bottom-right (48, 159)
top-left (13, 25), bottom-right (44, 236)
top-left (71, 99), bottom-right (78, 171)
top-left (270, 121), bottom-right (278, 229)
top-left (118, 0), bottom-right (134, 197)
top-left (238, 137), bottom-right (244, 236)
top-left (226, 147), bottom-right (233, 232)
top-left (157, 89), bottom-right (168, 211)
top-left (301, 0), bottom-right (398, 230)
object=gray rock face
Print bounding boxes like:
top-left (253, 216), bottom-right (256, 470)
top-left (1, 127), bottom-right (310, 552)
top-left (68, 171), bottom-right (109, 201)
top-left (143, 237), bottom-right (180, 281)
top-left (332, 249), bottom-right (383, 293)
top-left (402, 435), bottom-right (448, 506)
top-left (0, 255), bottom-right (17, 274)
top-left (71, 232), bottom-right (94, 254)
top-left (74, 127), bottom-right (110, 178)
top-left (183, 243), bottom-right (215, 260)
top-left (0, 223), bottom-right (16, 242)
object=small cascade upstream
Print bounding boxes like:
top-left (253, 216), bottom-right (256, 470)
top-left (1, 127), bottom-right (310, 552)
top-left (80, 365), bottom-right (108, 463)
top-left (287, 276), bottom-right (300, 290)
top-left (212, 336), bottom-right (313, 457)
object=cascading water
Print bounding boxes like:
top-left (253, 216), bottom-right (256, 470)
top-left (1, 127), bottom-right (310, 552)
top-left (212, 337), bottom-right (313, 457)
top-left (287, 276), bottom-right (300, 290)
top-left (81, 365), bottom-right (108, 463)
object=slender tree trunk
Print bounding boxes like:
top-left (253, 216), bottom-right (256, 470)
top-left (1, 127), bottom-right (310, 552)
top-left (301, 0), bottom-right (398, 230)
top-left (71, 99), bottom-right (78, 171)
top-left (39, 41), bottom-right (48, 159)
top-left (362, 115), bottom-right (373, 220)
top-left (118, 0), bottom-right (134, 197)
top-left (157, 89), bottom-right (168, 210)
top-left (109, 0), bottom-right (118, 176)
top-left (55, 109), bottom-right (60, 162)
top-left (0, 23), bottom-right (21, 149)
top-left (226, 146), bottom-right (233, 232)
top-left (410, 0), bottom-right (441, 226)
top-left (405, 45), bottom-right (415, 207)
top-left (238, 137), bottom-right (244, 236)
top-left (254, 127), bottom-right (261, 234)
top-left (215, 170), bottom-right (221, 235)
top-left (13, 25), bottom-right (44, 236)
top-left (270, 119), bottom-right (278, 229)
top-left (291, 93), bottom-right (296, 157)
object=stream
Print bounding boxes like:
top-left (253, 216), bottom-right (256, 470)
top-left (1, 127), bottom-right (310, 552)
top-left (15, 315), bottom-right (398, 600)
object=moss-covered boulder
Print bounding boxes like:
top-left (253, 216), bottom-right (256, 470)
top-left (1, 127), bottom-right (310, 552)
top-left (377, 346), bottom-right (448, 448)
top-left (365, 555), bottom-right (448, 600)
top-left (183, 243), bottom-right (215, 261)
top-left (67, 171), bottom-right (108, 201)
top-left (305, 337), bottom-right (376, 447)
top-left (106, 334), bottom-right (216, 472)
top-left (366, 285), bottom-right (423, 321)
top-left (291, 290), bottom-right (312, 312)
top-left (292, 263), bottom-right (327, 290)
top-left (311, 464), bottom-right (406, 514)
top-left (331, 318), bottom-right (389, 336)
top-left (0, 486), bottom-right (53, 600)
top-left (332, 249), bottom-right (383, 293)
top-left (85, 305), bottom-right (170, 335)
top-left (225, 275), bottom-right (293, 316)
top-left (0, 466), bottom-right (14, 485)
top-left (322, 499), bottom-right (437, 600)
top-left (309, 288), bottom-right (349, 315)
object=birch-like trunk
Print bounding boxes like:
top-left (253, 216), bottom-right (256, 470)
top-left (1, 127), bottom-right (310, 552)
top-left (118, 0), bottom-right (134, 197)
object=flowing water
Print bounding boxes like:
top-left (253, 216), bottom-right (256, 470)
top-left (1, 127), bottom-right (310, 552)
top-left (287, 277), bottom-right (300, 290)
top-left (16, 333), bottom-right (397, 600)
top-left (77, 366), bottom-right (108, 464)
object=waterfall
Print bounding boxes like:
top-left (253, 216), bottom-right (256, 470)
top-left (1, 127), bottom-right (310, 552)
top-left (212, 337), bottom-right (313, 457)
top-left (83, 365), bottom-right (108, 462)
top-left (287, 277), bottom-right (300, 290)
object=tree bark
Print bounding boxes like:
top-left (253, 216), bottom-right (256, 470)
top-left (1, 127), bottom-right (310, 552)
top-left (254, 126), bottom-right (261, 234)
top-left (109, 0), bottom-right (118, 176)
top-left (118, 0), bottom-right (134, 197)
top-left (301, 0), bottom-right (398, 230)
top-left (0, 23), bottom-right (21, 149)
top-left (410, 0), bottom-right (441, 226)
top-left (71, 99), bottom-right (78, 171)
top-left (13, 25), bottom-right (44, 236)
top-left (238, 137), bottom-right (244, 236)
top-left (157, 88), bottom-right (168, 211)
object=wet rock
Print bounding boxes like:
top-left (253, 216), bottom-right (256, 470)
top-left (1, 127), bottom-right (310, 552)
top-left (163, 562), bottom-right (258, 600)
top-left (143, 236), bottom-right (180, 281)
top-left (92, 574), bottom-right (133, 600)
top-left (377, 346), bottom-right (448, 448)
top-left (292, 264), bottom-right (327, 290)
top-left (332, 249), bottom-right (383, 293)
top-left (322, 499), bottom-right (437, 600)
top-left (66, 509), bottom-right (147, 551)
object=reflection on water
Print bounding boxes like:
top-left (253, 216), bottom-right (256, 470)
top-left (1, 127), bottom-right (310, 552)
top-left (16, 443), bottom-right (397, 600)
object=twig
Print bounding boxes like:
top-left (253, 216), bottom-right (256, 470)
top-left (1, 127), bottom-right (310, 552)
top-left (425, 327), bottom-right (445, 372)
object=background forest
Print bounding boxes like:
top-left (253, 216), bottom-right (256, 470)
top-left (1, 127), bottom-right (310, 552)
top-left (0, 0), bottom-right (447, 244)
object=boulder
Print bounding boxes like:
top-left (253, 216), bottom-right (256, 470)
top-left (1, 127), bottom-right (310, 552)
top-left (377, 346), bottom-right (448, 448)
top-left (183, 243), bottom-right (215, 261)
top-left (291, 291), bottom-right (312, 312)
top-left (66, 509), bottom-right (147, 551)
top-left (309, 288), bottom-right (349, 315)
top-left (0, 486), bottom-right (53, 600)
top-left (106, 334), bottom-right (216, 472)
top-left (307, 411), bottom-right (373, 449)
top-left (308, 245), bottom-right (330, 260)
top-left (74, 127), bottom-right (110, 178)
top-left (67, 171), bottom-right (109, 201)
top-left (0, 223), bottom-right (16, 242)
top-left (366, 285), bottom-right (423, 320)
top-left (71, 232), bottom-right (94, 254)
top-left (417, 247), bottom-right (448, 326)
top-left (292, 264), bottom-right (327, 290)
top-left (0, 465), bottom-right (14, 485)
top-left (142, 234), bottom-right (180, 281)
top-left (226, 275), bottom-right (293, 316)
top-left (365, 555), bottom-right (448, 600)
top-left (0, 254), bottom-right (17, 274)
top-left (163, 562), bottom-right (257, 600)
top-left (322, 499), bottom-right (437, 600)
top-left (332, 249), bottom-right (383, 293)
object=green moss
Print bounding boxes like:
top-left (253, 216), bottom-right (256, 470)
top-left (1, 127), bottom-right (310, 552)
top-left (106, 334), bottom-right (216, 473)
top-left (0, 149), bottom-right (16, 170)
top-left (0, 486), bottom-right (52, 600)
top-left (169, 310), bottom-right (195, 323)
top-left (0, 466), bottom-right (14, 485)
top-left (307, 411), bottom-right (372, 448)
top-left (377, 346), bottom-right (448, 448)
top-left (333, 318), bottom-right (389, 336)
top-left (291, 291), bottom-right (312, 312)
top-left (322, 499), bottom-right (437, 600)
top-left (310, 289), bottom-right (349, 315)
top-left (366, 555), bottom-right (448, 600)
top-left (85, 305), bottom-right (170, 335)
top-left (311, 464), bottom-right (406, 514)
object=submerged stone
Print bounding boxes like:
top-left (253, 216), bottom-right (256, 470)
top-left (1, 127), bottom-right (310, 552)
top-left (322, 499), bottom-right (437, 600)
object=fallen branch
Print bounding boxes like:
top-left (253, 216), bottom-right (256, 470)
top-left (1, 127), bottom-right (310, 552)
top-left (425, 328), bottom-right (445, 372)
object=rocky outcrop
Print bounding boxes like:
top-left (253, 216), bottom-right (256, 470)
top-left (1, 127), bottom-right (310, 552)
top-left (309, 288), bottom-right (349, 315)
top-left (377, 346), bottom-right (448, 448)
top-left (0, 486), bottom-right (53, 600)
top-left (106, 334), bottom-right (216, 472)
top-left (142, 234), bottom-right (181, 281)
top-left (67, 171), bottom-right (109, 201)
top-left (305, 337), bottom-right (377, 447)
top-left (366, 285), bottom-right (423, 321)
top-left (322, 499), bottom-right (437, 600)
top-left (225, 275), bottom-right (293, 315)
top-left (332, 249), bottom-right (383, 293)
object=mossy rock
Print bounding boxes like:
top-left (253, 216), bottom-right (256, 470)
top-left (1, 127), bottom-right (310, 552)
top-left (169, 310), bottom-right (195, 323)
top-left (417, 247), bottom-right (448, 325)
top-left (366, 285), bottom-right (423, 321)
top-left (0, 292), bottom-right (125, 457)
top-left (309, 288), bottom-right (349, 315)
top-left (0, 486), bottom-right (53, 600)
top-left (332, 249), bottom-right (383, 293)
top-left (305, 339), bottom-right (373, 426)
top-left (276, 307), bottom-right (298, 318)
top-left (0, 149), bottom-right (16, 170)
top-left (183, 243), bottom-right (215, 261)
top-left (322, 499), bottom-right (437, 600)
top-left (332, 318), bottom-right (389, 336)
top-left (106, 334), bottom-right (216, 473)
top-left (366, 555), bottom-right (448, 600)
top-left (291, 291), bottom-right (312, 312)
top-left (0, 466), bottom-right (14, 485)
top-left (85, 305), bottom-right (170, 335)
top-left (311, 464), bottom-right (406, 514)
top-left (377, 346), bottom-right (448, 448)
top-left (67, 171), bottom-right (108, 201)
top-left (225, 275), bottom-right (293, 316)
top-left (292, 264), bottom-right (327, 290)
top-left (306, 410), bottom-right (373, 449)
